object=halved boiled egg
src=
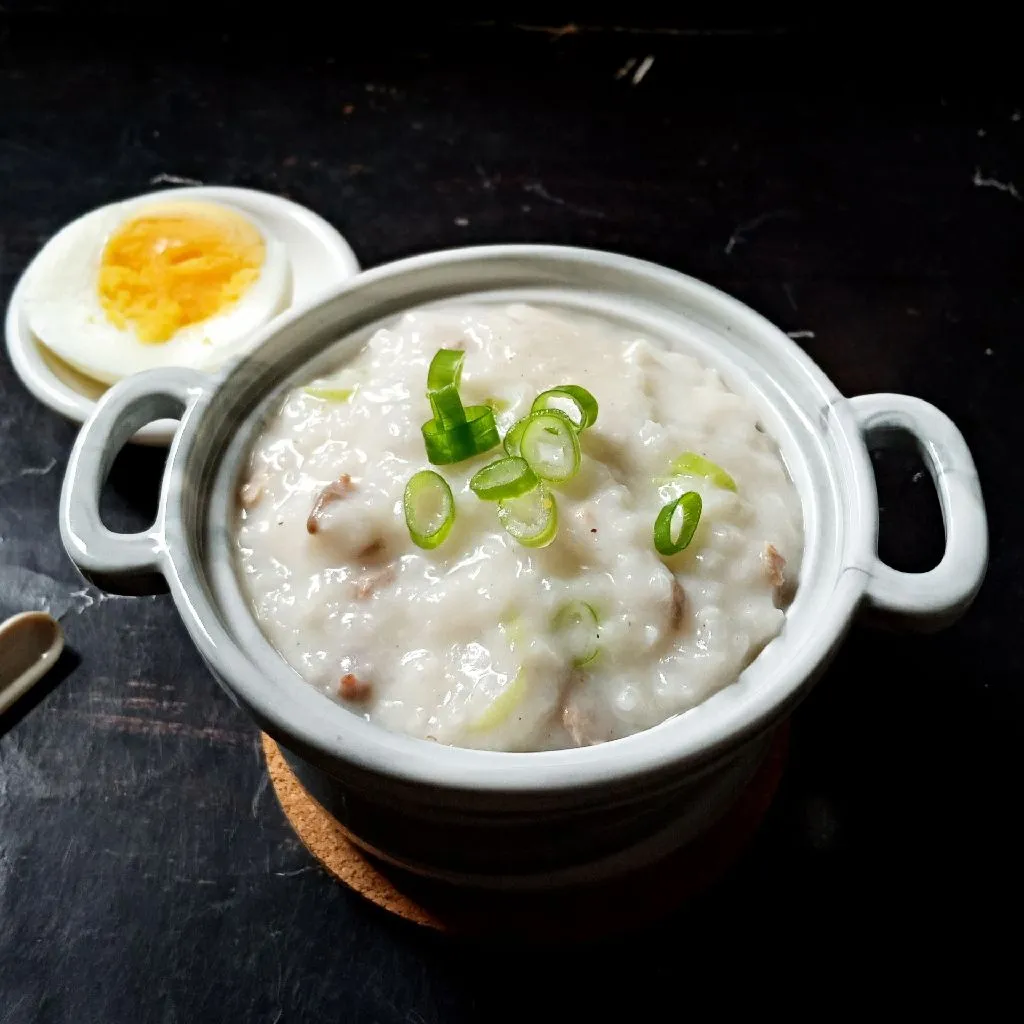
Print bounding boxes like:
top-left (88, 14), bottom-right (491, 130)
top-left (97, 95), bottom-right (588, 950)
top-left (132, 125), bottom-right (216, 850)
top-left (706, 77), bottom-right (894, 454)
top-left (23, 196), bottom-right (290, 385)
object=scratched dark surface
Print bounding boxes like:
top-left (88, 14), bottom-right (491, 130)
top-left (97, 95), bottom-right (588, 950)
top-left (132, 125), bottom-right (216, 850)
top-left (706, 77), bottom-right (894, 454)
top-left (1, 13), bottom-right (1021, 1020)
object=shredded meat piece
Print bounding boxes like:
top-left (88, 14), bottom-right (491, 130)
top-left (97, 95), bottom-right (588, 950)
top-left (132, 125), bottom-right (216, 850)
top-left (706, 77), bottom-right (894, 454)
top-left (670, 577), bottom-right (686, 632)
top-left (762, 543), bottom-right (786, 589)
top-left (353, 564), bottom-right (397, 600)
top-left (306, 475), bottom-right (355, 534)
top-left (562, 705), bottom-right (601, 747)
top-left (359, 539), bottom-right (385, 559)
top-left (238, 479), bottom-right (264, 508)
top-left (339, 673), bottom-right (372, 701)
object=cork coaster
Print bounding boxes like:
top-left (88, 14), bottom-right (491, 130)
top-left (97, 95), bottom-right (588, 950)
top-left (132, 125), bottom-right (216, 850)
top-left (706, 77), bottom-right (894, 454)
top-left (262, 726), bottom-right (788, 941)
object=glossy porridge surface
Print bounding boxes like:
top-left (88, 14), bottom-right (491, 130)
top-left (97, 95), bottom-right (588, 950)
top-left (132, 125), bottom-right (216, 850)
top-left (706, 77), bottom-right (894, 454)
top-left (235, 304), bottom-right (803, 751)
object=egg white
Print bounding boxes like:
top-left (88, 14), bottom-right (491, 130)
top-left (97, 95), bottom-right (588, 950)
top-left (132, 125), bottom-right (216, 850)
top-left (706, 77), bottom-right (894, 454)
top-left (23, 196), bottom-right (291, 385)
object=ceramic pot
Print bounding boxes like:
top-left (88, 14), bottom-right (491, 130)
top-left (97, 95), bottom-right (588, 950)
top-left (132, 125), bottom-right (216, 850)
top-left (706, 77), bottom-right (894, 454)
top-left (59, 246), bottom-right (987, 887)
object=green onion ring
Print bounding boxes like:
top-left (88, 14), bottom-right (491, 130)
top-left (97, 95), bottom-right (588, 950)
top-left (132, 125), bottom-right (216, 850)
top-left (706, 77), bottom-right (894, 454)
top-left (421, 405), bottom-right (500, 465)
top-left (497, 482), bottom-right (558, 548)
top-left (552, 600), bottom-right (600, 667)
top-left (428, 383), bottom-right (467, 427)
top-left (403, 470), bottom-right (456, 549)
top-left (303, 386), bottom-right (355, 402)
top-left (503, 416), bottom-right (529, 457)
top-left (653, 491), bottom-right (703, 556)
top-left (468, 668), bottom-right (527, 732)
top-left (499, 611), bottom-right (523, 645)
top-left (470, 456), bottom-right (539, 500)
top-left (426, 348), bottom-right (465, 392)
top-left (519, 409), bottom-right (581, 483)
top-left (531, 385), bottom-right (599, 431)
top-left (668, 452), bottom-right (737, 491)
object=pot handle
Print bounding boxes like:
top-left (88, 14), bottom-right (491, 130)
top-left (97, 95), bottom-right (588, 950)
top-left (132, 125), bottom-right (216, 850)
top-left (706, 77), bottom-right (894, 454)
top-left (59, 367), bottom-right (209, 596)
top-left (850, 393), bottom-right (987, 630)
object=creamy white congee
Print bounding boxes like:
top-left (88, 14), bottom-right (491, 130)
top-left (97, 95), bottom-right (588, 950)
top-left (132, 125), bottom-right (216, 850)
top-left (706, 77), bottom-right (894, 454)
top-left (235, 304), bottom-right (803, 751)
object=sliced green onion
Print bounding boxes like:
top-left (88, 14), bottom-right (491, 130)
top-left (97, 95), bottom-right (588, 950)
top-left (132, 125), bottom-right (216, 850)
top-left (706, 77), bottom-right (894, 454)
top-left (497, 483), bottom-right (558, 547)
top-left (303, 386), bottom-right (356, 402)
top-left (403, 470), bottom-right (455, 549)
top-left (427, 348), bottom-right (465, 392)
top-left (531, 385), bottom-right (599, 431)
top-left (484, 395), bottom-right (511, 413)
top-left (422, 420), bottom-right (468, 464)
top-left (552, 600), bottom-right (600, 667)
top-left (468, 668), bottom-right (526, 732)
top-left (653, 491), bottom-right (703, 556)
top-left (421, 405), bottom-right (500, 465)
top-left (498, 611), bottom-right (523, 645)
top-left (470, 456), bottom-right (538, 501)
top-left (503, 416), bottom-right (529, 456)
top-left (519, 410), bottom-right (581, 483)
top-left (668, 452), bottom-right (737, 492)
top-left (456, 404), bottom-right (500, 453)
top-left (428, 383), bottom-right (467, 427)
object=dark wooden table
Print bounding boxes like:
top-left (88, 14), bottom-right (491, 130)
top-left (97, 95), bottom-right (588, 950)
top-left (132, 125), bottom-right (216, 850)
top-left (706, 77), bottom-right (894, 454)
top-left (1, 15), bottom-right (1019, 1020)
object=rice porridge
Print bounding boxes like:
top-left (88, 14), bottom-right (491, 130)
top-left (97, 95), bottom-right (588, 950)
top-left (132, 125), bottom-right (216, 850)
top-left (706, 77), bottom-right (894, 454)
top-left (235, 304), bottom-right (803, 751)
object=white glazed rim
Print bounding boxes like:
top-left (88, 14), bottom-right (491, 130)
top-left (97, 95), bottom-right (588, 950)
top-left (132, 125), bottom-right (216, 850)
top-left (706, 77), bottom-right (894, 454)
top-left (162, 245), bottom-right (877, 794)
top-left (4, 185), bottom-right (360, 446)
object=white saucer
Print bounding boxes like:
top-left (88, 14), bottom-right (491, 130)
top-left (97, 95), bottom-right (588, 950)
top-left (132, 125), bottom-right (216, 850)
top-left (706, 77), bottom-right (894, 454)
top-left (4, 186), bottom-right (360, 446)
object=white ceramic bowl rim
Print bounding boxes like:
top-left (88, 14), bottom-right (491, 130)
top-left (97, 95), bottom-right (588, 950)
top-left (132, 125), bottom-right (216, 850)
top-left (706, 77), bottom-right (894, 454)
top-left (59, 245), bottom-right (987, 795)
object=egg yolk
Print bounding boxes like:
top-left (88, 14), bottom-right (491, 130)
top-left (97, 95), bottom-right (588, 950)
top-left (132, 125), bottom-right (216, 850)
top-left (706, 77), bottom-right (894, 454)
top-left (97, 201), bottom-right (265, 343)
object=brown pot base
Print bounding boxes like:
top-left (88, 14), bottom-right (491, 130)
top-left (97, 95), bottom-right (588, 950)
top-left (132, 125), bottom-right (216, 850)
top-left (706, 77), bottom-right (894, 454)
top-left (261, 726), bottom-right (788, 941)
